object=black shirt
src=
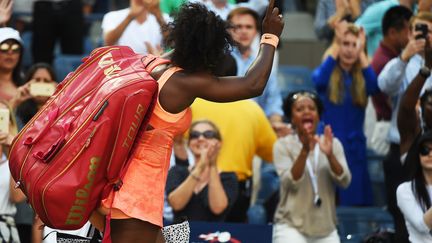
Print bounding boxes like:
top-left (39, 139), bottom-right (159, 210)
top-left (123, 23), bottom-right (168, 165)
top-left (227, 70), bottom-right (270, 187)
top-left (166, 165), bottom-right (238, 223)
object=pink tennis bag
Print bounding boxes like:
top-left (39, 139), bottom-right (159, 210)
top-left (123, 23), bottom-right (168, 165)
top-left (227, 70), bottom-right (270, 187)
top-left (9, 46), bottom-right (169, 230)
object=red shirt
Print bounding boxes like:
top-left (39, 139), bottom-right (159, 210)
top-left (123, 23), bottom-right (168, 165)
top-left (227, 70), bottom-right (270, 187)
top-left (370, 41), bottom-right (400, 121)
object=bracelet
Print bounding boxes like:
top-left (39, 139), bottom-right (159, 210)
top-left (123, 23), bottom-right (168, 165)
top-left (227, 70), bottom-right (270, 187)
top-left (260, 33), bottom-right (279, 48)
top-left (190, 173), bottom-right (201, 182)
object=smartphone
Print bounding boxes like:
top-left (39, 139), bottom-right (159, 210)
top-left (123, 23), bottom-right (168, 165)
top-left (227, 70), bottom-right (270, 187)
top-left (415, 23), bottom-right (428, 40)
top-left (0, 108), bottom-right (10, 133)
top-left (29, 82), bottom-right (56, 97)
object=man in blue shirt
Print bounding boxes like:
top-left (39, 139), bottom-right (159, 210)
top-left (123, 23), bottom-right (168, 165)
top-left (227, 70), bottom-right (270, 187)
top-left (226, 7), bottom-right (286, 224)
top-left (227, 7), bottom-right (283, 124)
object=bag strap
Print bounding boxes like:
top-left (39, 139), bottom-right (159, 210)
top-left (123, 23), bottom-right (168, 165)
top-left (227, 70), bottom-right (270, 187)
top-left (142, 55), bottom-right (171, 73)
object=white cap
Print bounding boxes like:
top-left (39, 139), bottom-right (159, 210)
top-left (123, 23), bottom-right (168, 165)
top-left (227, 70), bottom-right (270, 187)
top-left (0, 27), bottom-right (23, 45)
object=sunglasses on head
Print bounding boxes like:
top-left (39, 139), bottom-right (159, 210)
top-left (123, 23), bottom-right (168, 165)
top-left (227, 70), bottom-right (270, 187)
top-left (189, 130), bottom-right (219, 140)
top-left (291, 91), bottom-right (317, 101)
top-left (0, 42), bottom-right (21, 54)
top-left (420, 146), bottom-right (432, 156)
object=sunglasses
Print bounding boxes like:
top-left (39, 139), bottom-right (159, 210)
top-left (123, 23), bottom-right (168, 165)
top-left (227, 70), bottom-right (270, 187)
top-left (0, 43), bottom-right (21, 54)
top-left (420, 146), bottom-right (432, 156)
top-left (189, 130), bottom-right (219, 140)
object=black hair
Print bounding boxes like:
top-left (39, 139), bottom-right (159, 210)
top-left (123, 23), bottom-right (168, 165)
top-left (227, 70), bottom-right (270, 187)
top-left (282, 90), bottom-right (324, 122)
top-left (382, 6), bottom-right (412, 36)
top-left (408, 130), bottom-right (432, 212)
top-left (16, 63), bottom-right (57, 125)
top-left (164, 3), bottom-right (234, 74)
top-left (420, 89), bottom-right (432, 130)
top-left (23, 62), bottom-right (57, 84)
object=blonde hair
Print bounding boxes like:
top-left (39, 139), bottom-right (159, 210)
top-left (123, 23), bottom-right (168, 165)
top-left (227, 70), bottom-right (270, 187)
top-left (328, 24), bottom-right (367, 107)
top-left (410, 11), bottom-right (432, 27)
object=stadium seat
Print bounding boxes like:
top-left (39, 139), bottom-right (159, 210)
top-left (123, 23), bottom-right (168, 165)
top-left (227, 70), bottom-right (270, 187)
top-left (337, 207), bottom-right (394, 243)
top-left (53, 54), bottom-right (84, 81)
top-left (277, 65), bottom-right (315, 98)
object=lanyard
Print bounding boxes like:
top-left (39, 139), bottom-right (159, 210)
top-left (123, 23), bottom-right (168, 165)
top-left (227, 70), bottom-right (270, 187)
top-left (306, 144), bottom-right (321, 207)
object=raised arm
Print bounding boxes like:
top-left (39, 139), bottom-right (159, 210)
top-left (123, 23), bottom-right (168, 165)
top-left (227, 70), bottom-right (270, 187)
top-left (206, 142), bottom-right (229, 215)
top-left (167, 162), bottom-right (206, 211)
top-left (0, 0), bottom-right (13, 27)
top-left (379, 33), bottom-right (425, 96)
top-left (398, 38), bottom-right (432, 154)
top-left (178, 0), bottom-right (283, 103)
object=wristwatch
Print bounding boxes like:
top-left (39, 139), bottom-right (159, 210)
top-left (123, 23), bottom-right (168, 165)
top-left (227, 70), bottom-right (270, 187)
top-left (420, 66), bottom-right (431, 78)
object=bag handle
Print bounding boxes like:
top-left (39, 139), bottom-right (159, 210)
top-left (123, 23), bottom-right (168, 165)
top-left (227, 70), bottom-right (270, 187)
top-left (24, 108), bottom-right (60, 145)
top-left (141, 55), bottom-right (171, 73)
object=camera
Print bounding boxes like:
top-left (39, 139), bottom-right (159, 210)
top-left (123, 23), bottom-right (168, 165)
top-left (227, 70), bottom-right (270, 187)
top-left (415, 23), bottom-right (428, 40)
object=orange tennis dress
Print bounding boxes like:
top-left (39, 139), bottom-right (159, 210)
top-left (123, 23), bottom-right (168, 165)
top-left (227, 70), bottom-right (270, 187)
top-left (101, 67), bottom-right (191, 227)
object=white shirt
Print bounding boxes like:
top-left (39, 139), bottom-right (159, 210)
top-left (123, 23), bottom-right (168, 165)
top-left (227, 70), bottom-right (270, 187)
top-left (378, 54), bottom-right (432, 144)
top-left (397, 181), bottom-right (432, 243)
top-left (102, 8), bottom-right (168, 55)
top-left (0, 154), bottom-right (16, 215)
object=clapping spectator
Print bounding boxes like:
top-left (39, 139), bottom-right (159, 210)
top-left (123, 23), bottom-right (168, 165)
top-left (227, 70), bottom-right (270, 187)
top-left (102, 0), bottom-right (168, 55)
top-left (314, 0), bottom-right (378, 43)
top-left (166, 120), bottom-right (238, 222)
top-left (191, 99), bottom-right (277, 223)
top-left (272, 91), bottom-right (351, 243)
top-left (313, 22), bottom-right (379, 206)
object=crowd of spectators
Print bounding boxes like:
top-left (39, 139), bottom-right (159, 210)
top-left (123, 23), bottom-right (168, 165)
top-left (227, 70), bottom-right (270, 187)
top-left (3, 0), bottom-right (432, 242)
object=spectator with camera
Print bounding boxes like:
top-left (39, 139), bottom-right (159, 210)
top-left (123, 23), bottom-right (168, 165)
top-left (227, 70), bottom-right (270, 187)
top-left (166, 120), bottom-right (238, 222)
top-left (368, 5), bottom-right (412, 241)
top-left (102, 0), bottom-right (169, 55)
top-left (15, 63), bottom-right (57, 125)
top-left (272, 91), bottom-right (351, 243)
top-left (378, 12), bottom-right (432, 241)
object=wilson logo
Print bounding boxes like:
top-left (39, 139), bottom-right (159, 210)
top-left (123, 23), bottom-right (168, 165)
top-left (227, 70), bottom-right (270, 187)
top-left (98, 52), bottom-right (122, 78)
top-left (122, 104), bottom-right (145, 149)
top-left (65, 157), bottom-right (100, 225)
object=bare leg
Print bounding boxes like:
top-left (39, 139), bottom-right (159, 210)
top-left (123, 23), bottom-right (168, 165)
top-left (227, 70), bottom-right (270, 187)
top-left (110, 218), bottom-right (160, 243)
